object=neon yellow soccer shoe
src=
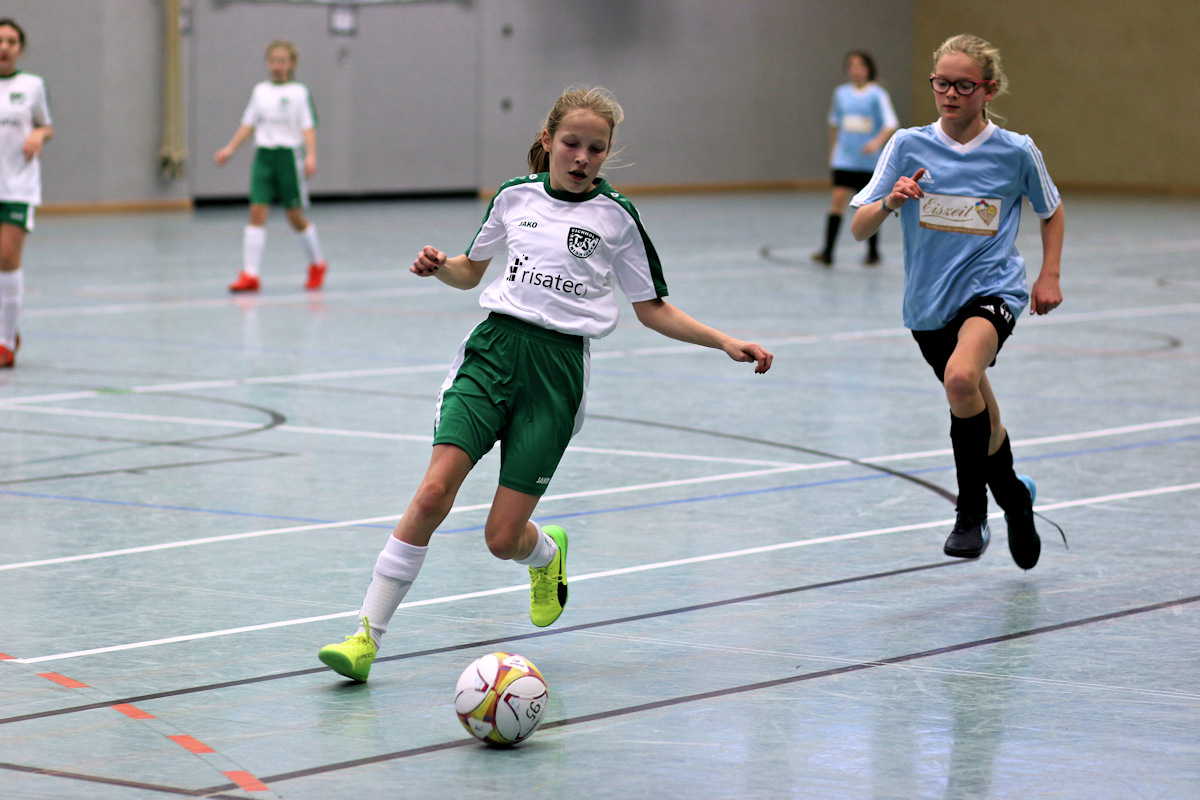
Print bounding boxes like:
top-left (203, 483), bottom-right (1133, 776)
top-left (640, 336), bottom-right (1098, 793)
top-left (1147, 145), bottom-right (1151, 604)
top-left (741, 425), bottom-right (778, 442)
top-left (529, 525), bottom-right (568, 627)
top-left (318, 617), bottom-right (377, 682)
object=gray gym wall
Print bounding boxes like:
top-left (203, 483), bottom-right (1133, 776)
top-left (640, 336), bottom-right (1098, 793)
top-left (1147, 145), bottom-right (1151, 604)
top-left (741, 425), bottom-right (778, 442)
top-left (10, 0), bottom-right (912, 207)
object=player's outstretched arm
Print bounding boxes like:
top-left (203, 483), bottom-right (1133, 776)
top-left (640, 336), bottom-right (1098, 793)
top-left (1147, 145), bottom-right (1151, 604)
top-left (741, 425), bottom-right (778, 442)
top-left (215, 124), bottom-right (254, 166)
top-left (1030, 204), bottom-right (1064, 315)
top-left (411, 245), bottom-right (491, 290)
top-left (632, 298), bottom-right (773, 374)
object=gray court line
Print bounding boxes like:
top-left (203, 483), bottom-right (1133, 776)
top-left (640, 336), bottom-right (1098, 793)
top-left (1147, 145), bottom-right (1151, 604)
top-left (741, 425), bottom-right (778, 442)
top-left (210, 591), bottom-right (1200, 788)
top-left (0, 561), bottom-right (963, 728)
top-left (590, 412), bottom-right (959, 502)
top-left (0, 760), bottom-right (249, 799)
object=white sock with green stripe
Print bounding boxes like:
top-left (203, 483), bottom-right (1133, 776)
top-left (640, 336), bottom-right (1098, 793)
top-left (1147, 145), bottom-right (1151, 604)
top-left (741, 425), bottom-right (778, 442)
top-left (358, 535), bottom-right (427, 647)
top-left (297, 223), bottom-right (324, 265)
top-left (243, 225), bottom-right (265, 276)
top-left (0, 269), bottom-right (22, 349)
top-left (513, 522), bottom-right (557, 569)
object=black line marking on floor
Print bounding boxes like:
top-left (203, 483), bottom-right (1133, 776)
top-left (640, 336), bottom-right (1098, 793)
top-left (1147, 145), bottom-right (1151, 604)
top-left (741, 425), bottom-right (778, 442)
top-left (0, 393), bottom-right (292, 484)
top-left (207, 591), bottom-right (1200, 789)
top-left (0, 760), bottom-right (248, 799)
top-left (0, 451), bottom-right (290, 487)
top-left (589, 413), bottom-right (958, 503)
top-left (0, 561), bottom-right (964, 727)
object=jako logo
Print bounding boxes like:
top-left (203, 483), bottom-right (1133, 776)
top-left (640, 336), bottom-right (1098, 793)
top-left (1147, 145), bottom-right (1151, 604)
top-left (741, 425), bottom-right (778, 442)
top-left (518, 220), bottom-right (538, 228)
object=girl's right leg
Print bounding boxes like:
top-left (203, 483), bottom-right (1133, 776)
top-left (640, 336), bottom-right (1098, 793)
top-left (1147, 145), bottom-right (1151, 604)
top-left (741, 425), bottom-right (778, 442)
top-left (0, 223), bottom-right (26, 367)
top-left (319, 444), bottom-right (474, 681)
top-left (230, 205), bottom-right (270, 292)
top-left (814, 186), bottom-right (853, 265)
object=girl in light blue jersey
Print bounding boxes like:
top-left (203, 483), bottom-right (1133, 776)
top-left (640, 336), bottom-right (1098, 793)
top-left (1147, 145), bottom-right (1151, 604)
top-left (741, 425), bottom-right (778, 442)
top-left (813, 51), bottom-right (897, 267)
top-left (850, 34), bottom-right (1064, 570)
top-left (317, 87), bottom-right (773, 683)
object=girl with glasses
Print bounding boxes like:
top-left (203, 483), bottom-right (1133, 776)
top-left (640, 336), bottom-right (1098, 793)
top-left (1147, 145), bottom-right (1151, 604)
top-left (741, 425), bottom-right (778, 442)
top-left (849, 34), bottom-right (1065, 570)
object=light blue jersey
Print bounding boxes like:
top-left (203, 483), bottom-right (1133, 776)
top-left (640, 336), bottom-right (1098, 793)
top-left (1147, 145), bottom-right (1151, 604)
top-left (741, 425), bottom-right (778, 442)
top-left (829, 82), bottom-right (898, 173)
top-left (851, 120), bottom-right (1060, 330)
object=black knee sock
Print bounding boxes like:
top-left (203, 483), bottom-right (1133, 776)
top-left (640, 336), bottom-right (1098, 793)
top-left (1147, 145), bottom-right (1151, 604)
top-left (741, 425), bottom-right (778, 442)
top-left (950, 408), bottom-right (991, 516)
top-left (986, 433), bottom-right (1028, 513)
top-left (822, 214), bottom-right (842, 258)
top-left (867, 233), bottom-right (879, 259)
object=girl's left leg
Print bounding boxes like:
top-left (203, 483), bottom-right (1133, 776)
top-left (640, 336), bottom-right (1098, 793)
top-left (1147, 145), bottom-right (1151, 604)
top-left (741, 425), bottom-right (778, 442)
top-left (485, 486), bottom-right (569, 627)
top-left (979, 374), bottom-right (1041, 569)
top-left (941, 318), bottom-right (999, 557)
top-left (0, 223), bottom-right (27, 366)
top-left (285, 206), bottom-right (326, 290)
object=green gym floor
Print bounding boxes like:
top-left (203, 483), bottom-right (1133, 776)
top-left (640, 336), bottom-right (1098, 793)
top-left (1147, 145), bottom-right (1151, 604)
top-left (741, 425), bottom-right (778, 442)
top-left (1, 190), bottom-right (1198, 799)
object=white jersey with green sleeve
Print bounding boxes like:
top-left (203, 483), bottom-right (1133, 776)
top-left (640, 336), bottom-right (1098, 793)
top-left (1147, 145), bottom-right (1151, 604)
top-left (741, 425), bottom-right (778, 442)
top-left (467, 174), bottom-right (669, 339)
top-left (0, 71), bottom-right (51, 205)
top-left (240, 80), bottom-right (316, 148)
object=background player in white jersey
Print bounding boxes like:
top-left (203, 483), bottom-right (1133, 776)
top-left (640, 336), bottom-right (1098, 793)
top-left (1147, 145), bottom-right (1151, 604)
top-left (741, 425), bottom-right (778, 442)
top-left (318, 87), bottom-right (774, 682)
top-left (812, 51), bottom-right (897, 267)
top-left (0, 18), bottom-right (51, 369)
top-left (850, 34), bottom-right (1064, 570)
top-left (214, 40), bottom-right (327, 293)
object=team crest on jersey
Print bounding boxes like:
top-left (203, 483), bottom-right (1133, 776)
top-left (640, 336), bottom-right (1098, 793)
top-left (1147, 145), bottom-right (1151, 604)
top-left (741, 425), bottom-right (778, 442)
top-left (567, 227), bottom-right (600, 258)
top-left (9, 92), bottom-right (24, 104)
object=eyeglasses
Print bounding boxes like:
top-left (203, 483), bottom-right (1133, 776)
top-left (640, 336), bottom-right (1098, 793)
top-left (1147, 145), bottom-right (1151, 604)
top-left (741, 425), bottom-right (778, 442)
top-left (929, 76), bottom-right (992, 95)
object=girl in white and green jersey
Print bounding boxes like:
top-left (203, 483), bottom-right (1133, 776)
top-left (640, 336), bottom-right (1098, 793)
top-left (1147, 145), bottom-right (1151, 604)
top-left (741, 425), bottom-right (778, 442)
top-left (0, 18), bottom-right (52, 369)
top-left (319, 86), bottom-right (774, 682)
top-left (215, 40), bottom-right (327, 293)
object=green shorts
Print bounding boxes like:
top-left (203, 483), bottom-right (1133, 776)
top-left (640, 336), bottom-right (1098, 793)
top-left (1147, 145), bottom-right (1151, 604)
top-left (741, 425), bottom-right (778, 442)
top-left (434, 313), bottom-right (590, 496)
top-left (0, 202), bottom-right (34, 232)
top-left (249, 147), bottom-right (308, 208)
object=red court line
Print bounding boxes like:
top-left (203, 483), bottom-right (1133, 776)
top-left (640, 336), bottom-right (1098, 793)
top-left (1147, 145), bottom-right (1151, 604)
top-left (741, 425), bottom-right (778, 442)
top-left (38, 672), bottom-right (89, 688)
top-left (111, 703), bottom-right (155, 720)
top-left (0, 653), bottom-right (15, 660)
top-left (224, 770), bottom-right (270, 792)
top-left (168, 734), bottom-right (215, 754)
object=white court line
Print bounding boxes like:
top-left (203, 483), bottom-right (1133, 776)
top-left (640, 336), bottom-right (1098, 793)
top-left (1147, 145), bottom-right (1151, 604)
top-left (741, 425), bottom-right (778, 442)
top-left (21, 285), bottom-right (441, 318)
top-left (0, 464), bottom-right (826, 572)
top-left (10, 480), bottom-right (1200, 665)
top-left (4, 413), bottom-right (1200, 573)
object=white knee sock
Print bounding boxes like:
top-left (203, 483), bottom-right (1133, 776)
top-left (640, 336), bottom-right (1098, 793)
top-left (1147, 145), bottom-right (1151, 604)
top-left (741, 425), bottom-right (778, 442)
top-left (0, 269), bottom-right (23, 349)
top-left (357, 536), bottom-right (427, 647)
top-left (297, 223), bottom-right (324, 265)
top-left (513, 522), bottom-right (557, 569)
top-left (243, 225), bottom-right (266, 276)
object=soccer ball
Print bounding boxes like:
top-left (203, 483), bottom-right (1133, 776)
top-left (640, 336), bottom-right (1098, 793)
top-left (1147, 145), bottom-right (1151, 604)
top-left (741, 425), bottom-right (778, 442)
top-left (454, 652), bottom-right (549, 745)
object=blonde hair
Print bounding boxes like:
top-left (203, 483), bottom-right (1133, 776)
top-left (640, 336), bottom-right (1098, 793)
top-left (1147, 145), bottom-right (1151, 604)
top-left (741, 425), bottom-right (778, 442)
top-left (527, 86), bottom-right (624, 174)
top-left (933, 34), bottom-right (1008, 121)
top-left (265, 39), bottom-right (298, 75)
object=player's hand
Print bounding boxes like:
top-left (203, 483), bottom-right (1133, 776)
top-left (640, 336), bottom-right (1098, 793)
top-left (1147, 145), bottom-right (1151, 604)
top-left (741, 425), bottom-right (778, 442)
top-left (885, 167), bottom-right (926, 212)
top-left (411, 245), bottom-right (446, 277)
top-left (22, 132), bottom-right (44, 161)
top-left (305, 154), bottom-right (317, 178)
top-left (1029, 273), bottom-right (1062, 315)
top-left (215, 147), bottom-right (232, 167)
top-left (725, 340), bottom-right (773, 374)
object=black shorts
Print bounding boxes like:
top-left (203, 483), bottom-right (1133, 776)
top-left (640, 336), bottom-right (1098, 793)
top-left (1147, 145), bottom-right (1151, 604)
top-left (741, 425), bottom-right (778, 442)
top-left (911, 296), bottom-right (1016, 383)
top-left (831, 169), bottom-right (873, 191)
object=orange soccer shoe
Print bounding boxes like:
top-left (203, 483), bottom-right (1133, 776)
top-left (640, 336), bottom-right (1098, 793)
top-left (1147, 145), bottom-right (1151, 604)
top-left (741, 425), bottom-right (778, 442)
top-left (305, 261), bottom-right (327, 291)
top-left (229, 271), bottom-right (260, 293)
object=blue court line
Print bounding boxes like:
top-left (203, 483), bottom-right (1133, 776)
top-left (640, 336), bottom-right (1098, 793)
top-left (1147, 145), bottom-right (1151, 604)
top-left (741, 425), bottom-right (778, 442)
top-left (3, 431), bottom-right (1197, 534)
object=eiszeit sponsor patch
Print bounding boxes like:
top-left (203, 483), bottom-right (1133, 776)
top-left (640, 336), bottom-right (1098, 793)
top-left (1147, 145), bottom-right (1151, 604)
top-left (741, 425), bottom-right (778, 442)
top-left (567, 226), bottom-right (600, 258)
top-left (841, 114), bottom-right (874, 134)
top-left (918, 193), bottom-right (1001, 236)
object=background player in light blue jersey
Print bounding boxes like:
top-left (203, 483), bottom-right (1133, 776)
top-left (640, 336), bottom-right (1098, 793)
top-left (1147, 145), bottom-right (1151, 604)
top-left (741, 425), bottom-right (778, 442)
top-left (850, 34), bottom-right (1064, 570)
top-left (813, 51), bottom-right (897, 267)
top-left (317, 87), bottom-right (773, 683)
